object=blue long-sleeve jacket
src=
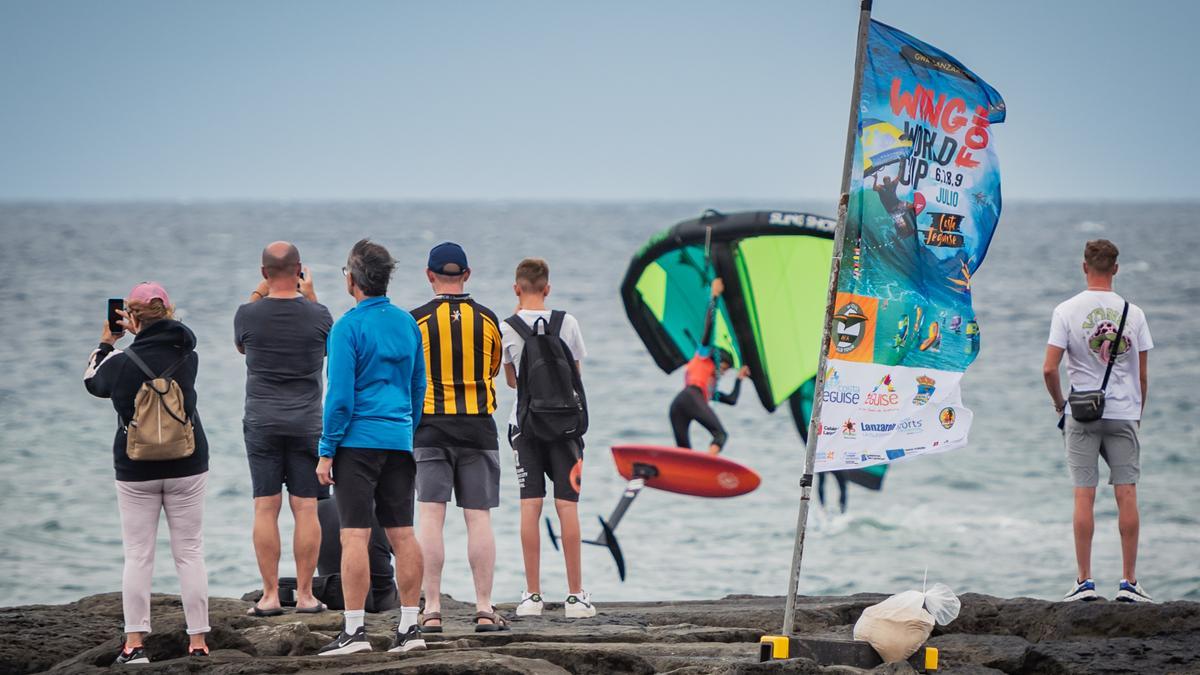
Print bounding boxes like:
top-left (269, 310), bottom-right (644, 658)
top-left (319, 296), bottom-right (426, 457)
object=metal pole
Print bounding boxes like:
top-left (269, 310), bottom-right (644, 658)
top-left (780, 0), bottom-right (873, 637)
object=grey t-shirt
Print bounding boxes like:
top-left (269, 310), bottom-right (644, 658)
top-left (234, 296), bottom-right (333, 435)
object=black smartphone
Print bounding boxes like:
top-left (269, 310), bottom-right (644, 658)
top-left (107, 298), bottom-right (125, 334)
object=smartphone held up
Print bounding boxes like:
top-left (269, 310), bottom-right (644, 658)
top-left (107, 298), bottom-right (124, 335)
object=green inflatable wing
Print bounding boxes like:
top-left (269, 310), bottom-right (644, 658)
top-left (620, 209), bottom-right (836, 412)
top-left (622, 209), bottom-right (887, 490)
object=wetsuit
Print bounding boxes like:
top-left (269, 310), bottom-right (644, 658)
top-left (668, 296), bottom-right (741, 450)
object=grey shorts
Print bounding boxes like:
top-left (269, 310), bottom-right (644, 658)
top-left (414, 446), bottom-right (501, 509)
top-left (1065, 417), bottom-right (1141, 487)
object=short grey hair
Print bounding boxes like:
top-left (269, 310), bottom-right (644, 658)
top-left (347, 239), bottom-right (394, 297)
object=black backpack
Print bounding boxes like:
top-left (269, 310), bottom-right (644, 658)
top-left (505, 311), bottom-right (588, 441)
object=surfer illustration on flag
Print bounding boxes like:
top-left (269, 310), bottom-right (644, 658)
top-left (814, 19), bottom-right (1005, 472)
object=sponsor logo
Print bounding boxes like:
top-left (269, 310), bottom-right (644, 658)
top-left (939, 407), bottom-right (956, 429)
top-left (841, 419), bottom-right (857, 439)
top-left (862, 373), bottom-right (900, 409)
top-left (913, 375), bottom-right (936, 406)
top-left (842, 451), bottom-right (860, 466)
top-left (821, 425), bottom-right (838, 437)
top-left (822, 367), bottom-right (861, 405)
top-left (886, 449), bottom-right (906, 460)
top-left (861, 422), bottom-right (897, 435)
top-left (716, 472), bottom-right (741, 490)
top-left (860, 453), bottom-right (885, 462)
top-left (919, 212), bottom-right (965, 248)
top-left (898, 418), bottom-right (923, 434)
top-left (833, 302), bottom-right (869, 355)
top-left (768, 212), bottom-right (837, 233)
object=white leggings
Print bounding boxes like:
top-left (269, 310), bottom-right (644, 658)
top-left (115, 472), bottom-right (210, 635)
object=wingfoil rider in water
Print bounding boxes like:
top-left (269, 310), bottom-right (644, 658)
top-left (668, 278), bottom-right (749, 455)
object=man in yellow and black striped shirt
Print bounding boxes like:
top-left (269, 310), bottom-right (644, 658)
top-left (411, 242), bottom-right (506, 629)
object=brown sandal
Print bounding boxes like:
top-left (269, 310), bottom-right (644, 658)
top-left (419, 611), bottom-right (443, 633)
top-left (474, 609), bottom-right (510, 632)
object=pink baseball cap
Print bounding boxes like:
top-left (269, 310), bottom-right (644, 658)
top-left (128, 281), bottom-right (170, 306)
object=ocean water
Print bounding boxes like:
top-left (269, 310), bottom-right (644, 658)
top-left (1, 200), bottom-right (1197, 609)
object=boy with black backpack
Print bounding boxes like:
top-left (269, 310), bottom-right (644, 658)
top-left (500, 258), bottom-right (594, 618)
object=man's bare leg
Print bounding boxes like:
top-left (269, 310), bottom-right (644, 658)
top-left (1073, 487), bottom-right (1096, 581)
top-left (463, 508), bottom-right (496, 617)
top-left (252, 494), bottom-right (283, 609)
top-left (519, 499), bottom-right (543, 593)
top-left (340, 528), bottom-right (371, 611)
top-left (385, 526), bottom-right (424, 607)
top-left (416, 502), bottom-right (447, 625)
top-left (289, 494), bottom-right (321, 609)
top-left (1114, 484), bottom-right (1139, 582)
top-left (555, 499), bottom-right (583, 594)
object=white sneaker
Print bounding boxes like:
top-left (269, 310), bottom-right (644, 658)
top-left (564, 591), bottom-right (596, 618)
top-left (1116, 579), bottom-right (1154, 603)
top-left (515, 592), bottom-right (544, 616)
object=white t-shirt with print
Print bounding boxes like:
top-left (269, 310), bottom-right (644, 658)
top-left (500, 309), bottom-right (587, 428)
top-left (1048, 290), bottom-right (1153, 421)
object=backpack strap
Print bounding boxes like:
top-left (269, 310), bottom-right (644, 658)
top-left (547, 310), bottom-right (566, 337)
top-left (1099, 301), bottom-right (1130, 392)
top-left (123, 347), bottom-right (158, 380)
top-left (505, 315), bottom-right (535, 340)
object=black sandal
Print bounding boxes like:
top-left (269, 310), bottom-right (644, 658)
top-left (245, 604), bottom-right (284, 617)
top-left (474, 609), bottom-right (510, 632)
top-left (419, 611), bottom-right (443, 633)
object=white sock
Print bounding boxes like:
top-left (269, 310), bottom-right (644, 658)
top-left (398, 606), bottom-right (419, 633)
top-left (343, 609), bottom-right (365, 634)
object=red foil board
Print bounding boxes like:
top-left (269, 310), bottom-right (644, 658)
top-left (610, 445), bottom-right (761, 498)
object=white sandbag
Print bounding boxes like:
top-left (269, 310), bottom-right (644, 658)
top-left (853, 590), bottom-right (935, 663)
top-left (923, 583), bottom-right (961, 626)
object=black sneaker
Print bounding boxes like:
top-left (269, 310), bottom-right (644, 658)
top-left (188, 647), bottom-right (209, 657)
top-left (318, 626), bottom-right (372, 656)
top-left (114, 645), bottom-right (149, 665)
top-left (387, 625), bottom-right (427, 653)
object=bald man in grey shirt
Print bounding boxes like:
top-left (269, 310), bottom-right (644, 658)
top-left (235, 241), bottom-right (333, 615)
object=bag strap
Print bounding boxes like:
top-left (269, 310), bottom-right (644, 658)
top-left (505, 315), bottom-right (534, 340)
top-left (1099, 301), bottom-right (1129, 392)
top-left (548, 310), bottom-right (566, 337)
top-left (123, 347), bottom-right (158, 380)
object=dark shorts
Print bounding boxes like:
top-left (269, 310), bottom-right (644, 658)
top-left (244, 426), bottom-right (324, 499)
top-left (508, 425), bottom-right (583, 502)
top-left (414, 446), bottom-right (501, 509)
top-left (332, 448), bottom-right (416, 528)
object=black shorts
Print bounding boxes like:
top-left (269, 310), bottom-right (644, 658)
top-left (332, 448), bottom-right (416, 528)
top-left (244, 426), bottom-right (324, 499)
top-left (508, 425), bottom-right (583, 502)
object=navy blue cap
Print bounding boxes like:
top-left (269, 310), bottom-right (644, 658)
top-left (428, 242), bottom-right (469, 276)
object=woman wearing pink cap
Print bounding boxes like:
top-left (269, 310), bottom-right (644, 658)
top-left (84, 282), bottom-right (211, 663)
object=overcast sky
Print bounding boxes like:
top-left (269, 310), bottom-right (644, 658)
top-left (2, 0), bottom-right (1195, 201)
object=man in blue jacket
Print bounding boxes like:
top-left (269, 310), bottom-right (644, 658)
top-left (316, 239), bottom-right (429, 656)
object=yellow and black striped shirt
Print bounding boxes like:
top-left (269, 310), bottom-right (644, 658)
top-left (411, 295), bottom-right (502, 416)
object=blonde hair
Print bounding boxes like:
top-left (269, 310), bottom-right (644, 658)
top-left (126, 298), bottom-right (175, 327)
top-left (515, 258), bottom-right (549, 292)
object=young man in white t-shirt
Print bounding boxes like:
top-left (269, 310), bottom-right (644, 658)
top-left (499, 258), bottom-right (595, 618)
top-left (1043, 239), bottom-right (1153, 603)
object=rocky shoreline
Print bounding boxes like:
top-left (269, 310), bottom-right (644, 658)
top-left (2, 591), bottom-right (1197, 673)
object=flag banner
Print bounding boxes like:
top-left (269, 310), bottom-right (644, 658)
top-left (815, 20), bottom-right (1005, 472)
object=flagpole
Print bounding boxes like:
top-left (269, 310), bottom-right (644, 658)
top-left (780, 0), bottom-right (873, 637)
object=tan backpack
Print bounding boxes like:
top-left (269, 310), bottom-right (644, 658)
top-left (123, 349), bottom-right (195, 461)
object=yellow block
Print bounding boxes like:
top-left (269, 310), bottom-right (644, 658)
top-left (759, 635), bottom-right (789, 660)
top-left (924, 646), bottom-right (939, 670)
